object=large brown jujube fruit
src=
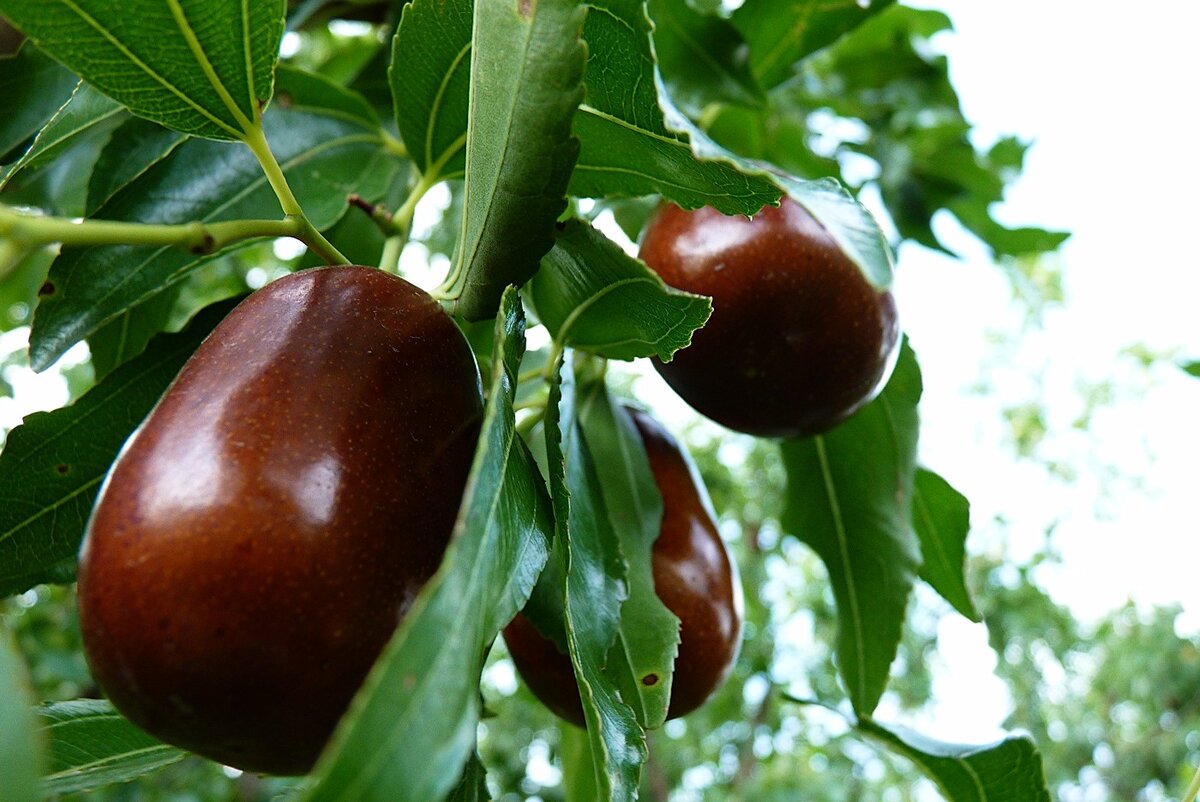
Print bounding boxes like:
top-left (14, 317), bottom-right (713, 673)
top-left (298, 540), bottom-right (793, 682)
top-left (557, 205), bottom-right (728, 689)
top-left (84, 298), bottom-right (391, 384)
top-left (639, 197), bottom-right (901, 439)
top-left (503, 407), bottom-right (742, 727)
top-left (77, 266), bottom-right (483, 775)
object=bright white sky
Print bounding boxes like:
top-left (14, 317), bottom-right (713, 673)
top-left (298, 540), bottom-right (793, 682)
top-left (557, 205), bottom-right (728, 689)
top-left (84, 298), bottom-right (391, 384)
top-left (897, 0), bottom-right (1200, 618)
top-left (887, 0), bottom-right (1200, 742)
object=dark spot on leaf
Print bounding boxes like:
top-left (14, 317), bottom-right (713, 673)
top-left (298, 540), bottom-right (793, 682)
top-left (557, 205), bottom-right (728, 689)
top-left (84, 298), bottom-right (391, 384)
top-left (641, 673), bottom-right (658, 686)
top-left (54, 463), bottom-right (70, 476)
top-left (38, 281), bottom-right (55, 297)
top-left (518, 0), bottom-right (532, 17)
top-left (276, 91), bottom-right (293, 110)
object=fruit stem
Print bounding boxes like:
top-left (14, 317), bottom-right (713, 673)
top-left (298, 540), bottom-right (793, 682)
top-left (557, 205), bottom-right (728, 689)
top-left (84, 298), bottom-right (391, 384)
top-left (0, 203), bottom-right (299, 253)
top-left (243, 125), bottom-right (348, 266)
top-left (379, 169), bottom-right (440, 274)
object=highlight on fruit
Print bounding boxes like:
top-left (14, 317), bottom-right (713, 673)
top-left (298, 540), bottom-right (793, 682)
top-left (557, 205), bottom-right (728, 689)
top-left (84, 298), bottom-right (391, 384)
top-left (77, 266), bottom-right (483, 774)
top-left (639, 196), bottom-right (901, 439)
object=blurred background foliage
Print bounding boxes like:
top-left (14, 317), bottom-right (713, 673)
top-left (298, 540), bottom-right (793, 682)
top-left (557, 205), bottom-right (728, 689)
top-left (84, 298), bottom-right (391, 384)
top-left (1, 0), bottom-right (1196, 800)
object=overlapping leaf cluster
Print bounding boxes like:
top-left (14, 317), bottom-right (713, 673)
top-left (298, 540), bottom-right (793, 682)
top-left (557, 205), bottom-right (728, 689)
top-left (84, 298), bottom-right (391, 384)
top-left (0, 0), bottom-right (1064, 799)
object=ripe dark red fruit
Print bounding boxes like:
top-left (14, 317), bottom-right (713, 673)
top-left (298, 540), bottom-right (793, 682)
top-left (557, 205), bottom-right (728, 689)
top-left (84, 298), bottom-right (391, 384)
top-left (77, 266), bottom-right (482, 775)
top-left (503, 408), bottom-right (742, 727)
top-left (639, 197), bottom-right (901, 439)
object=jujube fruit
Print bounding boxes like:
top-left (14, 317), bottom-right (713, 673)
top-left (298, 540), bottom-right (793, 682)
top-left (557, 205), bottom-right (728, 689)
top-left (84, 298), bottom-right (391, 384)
top-left (77, 266), bottom-right (483, 775)
top-left (639, 196), bottom-right (901, 439)
top-left (503, 407), bottom-right (742, 727)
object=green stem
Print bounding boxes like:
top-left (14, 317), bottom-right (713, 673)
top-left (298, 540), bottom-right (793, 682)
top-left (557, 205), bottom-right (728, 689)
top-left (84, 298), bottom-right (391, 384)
top-left (379, 169), bottom-right (441, 274)
top-left (244, 125), bottom-right (304, 217)
top-left (0, 204), bottom-right (297, 252)
top-left (379, 236), bottom-right (405, 275)
top-left (1183, 761), bottom-right (1200, 802)
top-left (242, 125), bottom-right (348, 265)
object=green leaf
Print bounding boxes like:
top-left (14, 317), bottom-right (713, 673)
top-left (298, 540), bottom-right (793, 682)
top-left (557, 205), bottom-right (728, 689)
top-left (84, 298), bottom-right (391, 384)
top-left (570, 0), bottom-right (778, 215)
top-left (85, 118), bottom-right (189, 215)
top-left (912, 468), bottom-right (979, 622)
top-left (275, 63), bottom-right (381, 131)
top-left (570, 108), bottom-right (777, 214)
top-left (528, 218), bottom-right (712, 362)
top-left (559, 724), bottom-right (599, 801)
top-left (732, 0), bottom-right (897, 88)
top-left (37, 700), bottom-right (185, 796)
top-left (445, 752), bottom-right (491, 802)
top-left (0, 298), bottom-right (237, 598)
top-left (1182, 360), bottom-right (1200, 379)
top-left (648, 0), bottom-right (764, 114)
top-left (948, 198), bottom-right (1070, 258)
top-left (0, 620), bottom-right (43, 802)
top-left (303, 287), bottom-right (553, 802)
top-left (442, 0), bottom-right (586, 320)
top-left (391, 0), bottom-right (473, 177)
top-left (858, 717), bottom-right (1052, 802)
top-left (0, 104), bottom-right (115, 218)
top-left (0, 0), bottom-right (286, 141)
top-left (577, 380), bottom-right (679, 730)
top-left (0, 82), bottom-right (124, 190)
top-left (29, 100), bottom-right (396, 370)
top-left (779, 343), bottom-right (922, 716)
top-left (0, 44), bottom-right (78, 160)
top-left (87, 284), bottom-right (181, 380)
top-left (543, 354), bottom-right (646, 800)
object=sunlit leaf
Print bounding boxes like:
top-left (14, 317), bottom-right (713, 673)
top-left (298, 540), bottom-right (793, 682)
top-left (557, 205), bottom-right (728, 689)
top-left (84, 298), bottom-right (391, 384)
top-left (528, 218), bottom-right (711, 362)
top-left (542, 354), bottom-right (646, 800)
top-left (859, 717), bottom-right (1052, 802)
top-left (912, 468), bottom-right (979, 622)
top-left (0, 0), bottom-right (286, 140)
top-left (780, 343), bottom-right (921, 715)
top-left (391, 0), bottom-right (473, 176)
top-left (442, 0), bottom-right (585, 320)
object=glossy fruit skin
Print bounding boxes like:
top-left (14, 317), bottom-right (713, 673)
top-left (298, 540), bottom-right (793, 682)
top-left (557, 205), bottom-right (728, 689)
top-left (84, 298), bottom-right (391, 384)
top-left (639, 197), bottom-right (901, 438)
top-left (503, 408), bottom-right (742, 728)
top-left (77, 266), bottom-right (483, 775)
